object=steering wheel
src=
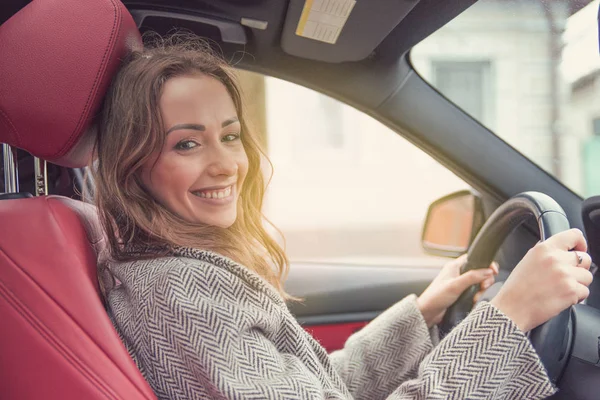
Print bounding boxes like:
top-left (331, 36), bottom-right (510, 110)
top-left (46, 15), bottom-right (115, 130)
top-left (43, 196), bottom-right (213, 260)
top-left (439, 191), bottom-right (572, 384)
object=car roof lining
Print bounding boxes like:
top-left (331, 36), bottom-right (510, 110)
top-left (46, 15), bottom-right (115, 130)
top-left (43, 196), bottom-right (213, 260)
top-left (119, 0), bottom-right (480, 63)
top-left (1, 0), bottom-right (481, 65)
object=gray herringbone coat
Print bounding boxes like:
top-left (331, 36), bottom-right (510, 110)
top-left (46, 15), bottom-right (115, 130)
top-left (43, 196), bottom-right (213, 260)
top-left (107, 248), bottom-right (557, 399)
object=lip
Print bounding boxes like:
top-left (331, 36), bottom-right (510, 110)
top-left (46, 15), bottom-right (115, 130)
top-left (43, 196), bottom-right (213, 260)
top-left (190, 184), bottom-right (235, 206)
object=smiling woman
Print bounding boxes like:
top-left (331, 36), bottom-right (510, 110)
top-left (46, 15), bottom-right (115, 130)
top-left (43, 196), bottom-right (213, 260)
top-left (3, 0), bottom-right (599, 398)
top-left (84, 32), bottom-right (597, 400)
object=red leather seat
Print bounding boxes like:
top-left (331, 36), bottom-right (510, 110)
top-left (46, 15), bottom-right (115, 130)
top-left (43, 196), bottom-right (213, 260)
top-left (0, 0), bottom-right (156, 398)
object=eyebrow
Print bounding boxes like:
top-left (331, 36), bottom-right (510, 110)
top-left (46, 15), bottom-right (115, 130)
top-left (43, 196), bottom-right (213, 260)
top-left (222, 117), bottom-right (239, 128)
top-left (166, 124), bottom-right (205, 134)
top-left (166, 117), bottom-right (239, 135)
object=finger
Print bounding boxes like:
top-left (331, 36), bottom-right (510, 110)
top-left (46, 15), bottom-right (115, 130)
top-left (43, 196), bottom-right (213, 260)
top-left (545, 228), bottom-right (587, 252)
top-left (489, 262), bottom-right (499, 275)
top-left (571, 267), bottom-right (594, 286)
top-left (456, 254), bottom-right (468, 262)
top-left (453, 268), bottom-right (494, 291)
top-left (559, 250), bottom-right (592, 270)
top-left (443, 253), bottom-right (468, 273)
top-left (575, 252), bottom-right (592, 270)
top-left (576, 284), bottom-right (590, 303)
top-left (450, 254), bottom-right (469, 269)
top-left (480, 276), bottom-right (495, 290)
top-left (474, 281), bottom-right (494, 303)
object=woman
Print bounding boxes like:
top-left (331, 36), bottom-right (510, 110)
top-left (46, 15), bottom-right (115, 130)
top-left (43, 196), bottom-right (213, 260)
top-left (94, 37), bottom-right (593, 400)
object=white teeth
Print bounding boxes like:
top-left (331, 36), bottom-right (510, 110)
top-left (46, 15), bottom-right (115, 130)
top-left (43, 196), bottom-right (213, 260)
top-left (195, 186), bottom-right (232, 199)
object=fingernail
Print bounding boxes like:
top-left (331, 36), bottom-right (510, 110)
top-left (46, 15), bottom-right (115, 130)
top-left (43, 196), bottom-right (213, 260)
top-left (484, 270), bottom-right (493, 276)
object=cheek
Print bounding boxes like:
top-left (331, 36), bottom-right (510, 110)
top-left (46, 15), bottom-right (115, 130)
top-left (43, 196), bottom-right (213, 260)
top-left (141, 155), bottom-right (192, 200)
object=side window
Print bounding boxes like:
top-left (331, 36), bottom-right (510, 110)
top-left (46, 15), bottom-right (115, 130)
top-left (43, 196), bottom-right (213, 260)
top-left (237, 70), bottom-right (471, 267)
top-left (411, 0), bottom-right (600, 199)
top-left (584, 117), bottom-right (600, 196)
top-left (432, 61), bottom-right (493, 127)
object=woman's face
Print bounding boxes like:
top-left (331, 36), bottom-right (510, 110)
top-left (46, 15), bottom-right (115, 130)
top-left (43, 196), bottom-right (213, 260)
top-left (140, 74), bottom-right (248, 228)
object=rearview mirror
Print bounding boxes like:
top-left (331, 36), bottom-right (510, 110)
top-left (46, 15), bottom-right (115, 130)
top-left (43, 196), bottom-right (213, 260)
top-left (421, 190), bottom-right (484, 257)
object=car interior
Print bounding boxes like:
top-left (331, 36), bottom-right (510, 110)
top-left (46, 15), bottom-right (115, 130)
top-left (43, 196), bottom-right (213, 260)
top-left (1, 0), bottom-right (600, 399)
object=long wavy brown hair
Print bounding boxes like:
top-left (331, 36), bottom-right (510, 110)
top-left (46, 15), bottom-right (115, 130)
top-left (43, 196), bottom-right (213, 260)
top-left (93, 35), bottom-right (290, 298)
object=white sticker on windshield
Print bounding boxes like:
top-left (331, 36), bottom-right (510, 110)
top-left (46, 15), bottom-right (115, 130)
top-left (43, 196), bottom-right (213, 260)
top-left (296, 0), bottom-right (356, 44)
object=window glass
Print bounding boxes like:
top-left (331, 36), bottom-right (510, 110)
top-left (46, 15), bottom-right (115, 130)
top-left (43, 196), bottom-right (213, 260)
top-left (433, 61), bottom-right (492, 124)
top-left (412, 0), bottom-right (600, 197)
top-left (238, 70), bottom-right (471, 267)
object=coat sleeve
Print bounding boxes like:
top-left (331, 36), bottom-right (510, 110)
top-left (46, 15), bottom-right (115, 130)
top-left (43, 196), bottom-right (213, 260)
top-left (140, 262), bottom-right (556, 400)
top-left (330, 295), bottom-right (556, 399)
top-left (328, 294), bottom-right (439, 399)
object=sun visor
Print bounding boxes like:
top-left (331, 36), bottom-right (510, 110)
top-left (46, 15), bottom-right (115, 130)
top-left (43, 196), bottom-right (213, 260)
top-left (281, 0), bottom-right (420, 63)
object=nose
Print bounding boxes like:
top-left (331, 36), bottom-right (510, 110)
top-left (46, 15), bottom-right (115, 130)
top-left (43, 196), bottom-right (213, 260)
top-left (205, 146), bottom-right (238, 178)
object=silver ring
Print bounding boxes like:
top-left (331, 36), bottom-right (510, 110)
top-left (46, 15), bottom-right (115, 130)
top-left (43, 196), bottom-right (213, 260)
top-left (574, 251), bottom-right (583, 266)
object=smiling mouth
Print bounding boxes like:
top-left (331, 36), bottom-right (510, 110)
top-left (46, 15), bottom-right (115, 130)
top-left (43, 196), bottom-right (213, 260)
top-left (192, 185), bottom-right (233, 199)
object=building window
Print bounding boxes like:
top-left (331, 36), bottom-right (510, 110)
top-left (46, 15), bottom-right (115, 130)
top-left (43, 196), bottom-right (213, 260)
top-left (592, 117), bottom-right (600, 136)
top-left (432, 61), bottom-right (492, 126)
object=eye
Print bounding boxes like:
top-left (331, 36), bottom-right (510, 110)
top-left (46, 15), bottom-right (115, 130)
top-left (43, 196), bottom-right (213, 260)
top-left (222, 133), bottom-right (241, 142)
top-left (174, 140), bottom-right (199, 151)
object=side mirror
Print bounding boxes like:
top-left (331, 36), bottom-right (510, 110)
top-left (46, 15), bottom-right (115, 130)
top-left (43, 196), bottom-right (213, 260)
top-left (421, 190), bottom-right (484, 257)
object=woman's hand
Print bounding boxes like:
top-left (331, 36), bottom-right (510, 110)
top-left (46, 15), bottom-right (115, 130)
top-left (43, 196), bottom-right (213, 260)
top-left (416, 254), bottom-right (498, 328)
top-left (491, 228), bottom-right (593, 333)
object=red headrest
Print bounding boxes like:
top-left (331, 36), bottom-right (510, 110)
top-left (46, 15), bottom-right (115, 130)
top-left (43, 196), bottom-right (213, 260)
top-left (0, 0), bottom-right (142, 167)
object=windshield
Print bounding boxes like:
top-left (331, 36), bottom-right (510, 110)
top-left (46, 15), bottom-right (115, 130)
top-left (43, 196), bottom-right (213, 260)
top-left (412, 0), bottom-right (600, 197)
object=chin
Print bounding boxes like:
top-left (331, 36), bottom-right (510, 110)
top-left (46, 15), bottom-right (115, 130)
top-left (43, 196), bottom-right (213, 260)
top-left (200, 214), bottom-right (237, 229)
